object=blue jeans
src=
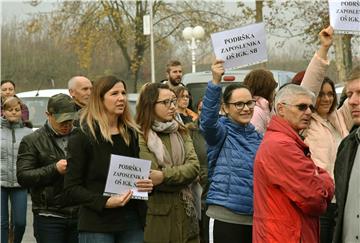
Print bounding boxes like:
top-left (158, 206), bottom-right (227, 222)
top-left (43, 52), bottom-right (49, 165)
top-left (33, 214), bottom-right (78, 243)
top-left (79, 230), bottom-right (143, 243)
top-left (1, 187), bottom-right (27, 243)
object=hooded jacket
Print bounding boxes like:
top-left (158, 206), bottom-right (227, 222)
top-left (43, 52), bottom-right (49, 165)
top-left (0, 117), bottom-right (32, 187)
top-left (251, 96), bottom-right (274, 134)
top-left (253, 116), bottom-right (334, 243)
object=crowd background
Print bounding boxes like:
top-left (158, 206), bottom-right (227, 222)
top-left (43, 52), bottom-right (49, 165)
top-left (2, 1), bottom-right (359, 93)
top-left (1, 2), bottom-right (360, 241)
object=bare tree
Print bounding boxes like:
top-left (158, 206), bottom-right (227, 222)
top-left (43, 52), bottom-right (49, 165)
top-left (31, 0), bottom-right (245, 91)
top-left (262, 0), bottom-right (356, 82)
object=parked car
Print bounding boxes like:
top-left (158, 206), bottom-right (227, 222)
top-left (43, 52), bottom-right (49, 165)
top-left (182, 69), bottom-right (296, 110)
top-left (17, 89), bottom-right (70, 129)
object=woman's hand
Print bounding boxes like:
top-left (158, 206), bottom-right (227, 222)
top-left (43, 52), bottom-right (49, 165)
top-left (136, 179), bottom-right (153, 192)
top-left (211, 59), bottom-right (225, 85)
top-left (318, 26), bottom-right (333, 60)
top-left (105, 190), bottom-right (132, 208)
top-left (149, 169), bottom-right (164, 186)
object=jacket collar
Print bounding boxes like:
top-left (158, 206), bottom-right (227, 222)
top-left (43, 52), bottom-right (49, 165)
top-left (0, 117), bottom-right (24, 129)
top-left (44, 120), bottom-right (75, 138)
top-left (268, 116), bottom-right (308, 148)
top-left (311, 112), bottom-right (327, 124)
top-left (221, 116), bottom-right (256, 133)
top-left (355, 126), bottom-right (360, 144)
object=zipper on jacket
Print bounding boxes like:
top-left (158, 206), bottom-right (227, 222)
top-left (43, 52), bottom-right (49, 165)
top-left (12, 126), bottom-right (16, 183)
top-left (12, 126), bottom-right (16, 144)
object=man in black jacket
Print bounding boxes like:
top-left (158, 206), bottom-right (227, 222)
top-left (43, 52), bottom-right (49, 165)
top-left (333, 66), bottom-right (360, 243)
top-left (17, 93), bottom-right (79, 243)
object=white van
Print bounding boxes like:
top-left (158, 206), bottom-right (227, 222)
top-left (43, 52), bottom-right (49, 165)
top-left (17, 89), bottom-right (140, 129)
top-left (182, 69), bottom-right (296, 110)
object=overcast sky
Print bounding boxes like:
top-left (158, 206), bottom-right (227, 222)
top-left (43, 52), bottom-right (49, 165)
top-left (1, 0), bottom-right (242, 24)
top-left (1, 0), bottom-right (60, 23)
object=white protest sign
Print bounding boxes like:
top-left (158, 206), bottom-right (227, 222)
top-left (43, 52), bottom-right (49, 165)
top-left (211, 22), bottom-right (267, 69)
top-left (104, 154), bottom-right (151, 200)
top-left (329, 0), bottom-right (360, 34)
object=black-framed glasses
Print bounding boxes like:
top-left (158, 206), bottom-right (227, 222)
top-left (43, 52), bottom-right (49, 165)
top-left (282, 103), bottom-right (315, 112)
top-left (226, 99), bottom-right (256, 110)
top-left (155, 98), bottom-right (177, 108)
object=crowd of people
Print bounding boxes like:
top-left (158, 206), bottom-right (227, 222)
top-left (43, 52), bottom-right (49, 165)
top-left (0, 26), bottom-right (359, 243)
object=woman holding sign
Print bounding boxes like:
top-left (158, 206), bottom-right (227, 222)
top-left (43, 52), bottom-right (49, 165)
top-left (136, 82), bottom-right (200, 243)
top-left (64, 76), bottom-right (153, 243)
top-left (200, 60), bottom-right (262, 243)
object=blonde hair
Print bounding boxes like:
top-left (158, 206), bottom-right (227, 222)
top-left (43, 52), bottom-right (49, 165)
top-left (80, 76), bottom-right (139, 145)
top-left (3, 96), bottom-right (21, 110)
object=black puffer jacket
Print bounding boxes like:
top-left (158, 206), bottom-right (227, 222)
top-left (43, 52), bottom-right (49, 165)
top-left (16, 123), bottom-right (78, 218)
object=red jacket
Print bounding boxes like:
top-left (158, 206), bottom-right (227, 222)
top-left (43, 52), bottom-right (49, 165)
top-left (253, 116), bottom-right (334, 243)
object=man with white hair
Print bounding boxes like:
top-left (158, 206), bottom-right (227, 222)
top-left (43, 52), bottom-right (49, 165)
top-left (68, 76), bottom-right (92, 111)
top-left (252, 84), bottom-right (334, 243)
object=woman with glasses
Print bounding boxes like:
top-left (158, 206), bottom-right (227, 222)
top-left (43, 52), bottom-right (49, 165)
top-left (136, 82), bottom-right (200, 243)
top-left (175, 87), bottom-right (199, 124)
top-left (200, 59), bottom-right (262, 243)
top-left (300, 26), bottom-right (353, 243)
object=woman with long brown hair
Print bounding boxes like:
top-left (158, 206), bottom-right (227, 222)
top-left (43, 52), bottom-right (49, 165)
top-left (136, 82), bottom-right (200, 243)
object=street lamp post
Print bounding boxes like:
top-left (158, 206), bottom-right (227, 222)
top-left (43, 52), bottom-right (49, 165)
top-left (182, 26), bottom-right (205, 73)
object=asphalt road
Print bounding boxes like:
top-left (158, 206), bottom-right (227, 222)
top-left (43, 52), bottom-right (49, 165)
top-left (22, 194), bottom-right (35, 243)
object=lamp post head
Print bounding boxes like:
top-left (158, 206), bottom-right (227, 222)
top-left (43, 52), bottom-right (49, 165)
top-left (183, 26), bottom-right (205, 41)
top-left (193, 26), bottom-right (205, 40)
top-left (182, 26), bottom-right (204, 74)
top-left (182, 27), bottom-right (193, 41)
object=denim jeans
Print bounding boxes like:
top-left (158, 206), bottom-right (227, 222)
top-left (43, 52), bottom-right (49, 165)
top-left (79, 229), bottom-right (144, 243)
top-left (78, 210), bottom-right (143, 243)
top-left (33, 214), bottom-right (78, 243)
top-left (1, 187), bottom-right (27, 243)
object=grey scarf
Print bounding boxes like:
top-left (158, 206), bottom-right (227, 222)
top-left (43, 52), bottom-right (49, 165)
top-left (148, 119), bottom-right (184, 167)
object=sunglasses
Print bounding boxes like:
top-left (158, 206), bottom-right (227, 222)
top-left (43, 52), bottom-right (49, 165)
top-left (282, 103), bottom-right (315, 112)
